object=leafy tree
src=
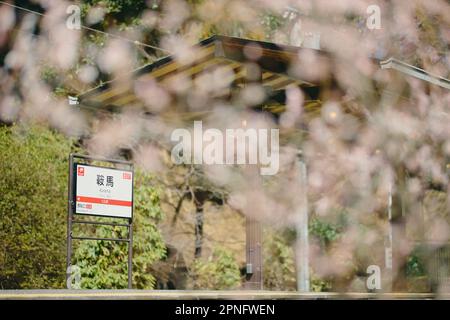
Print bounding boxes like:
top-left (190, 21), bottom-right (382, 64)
top-left (0, 124), bottom-right (77, 288)
top-left (81, 0), bottom-right (150, 25)
top-left (263, 228), bottom-right (333, 292)
top-left (188, 246), bottom-right (241, 289)
top-left (263, 230), bottom-right (296, 291)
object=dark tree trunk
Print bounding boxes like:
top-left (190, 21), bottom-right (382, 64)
top-left (391, 166), bottom-right (408, 292)
top-left (191, 190), bottom-right (223, 259)
top-left (194, 203), bottom-right (204, 258)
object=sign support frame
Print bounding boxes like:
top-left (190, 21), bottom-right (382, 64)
top-left (67, 153), bottom-right (134, 289)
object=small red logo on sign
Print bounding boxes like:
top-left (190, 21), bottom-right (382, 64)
top-left (123, 172), bottom-right (131, 180)
top-left (78, 167), bottom-right (84, 176)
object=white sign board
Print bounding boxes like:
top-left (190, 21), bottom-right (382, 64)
top-left (75, 164), bottom-right (133, 219)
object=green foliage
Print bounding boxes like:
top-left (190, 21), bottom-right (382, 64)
top-left (260, 12), bottom-right (285, 39)
top-left (263, 230), bottom-right (296, 290)
top-left (40, 65), bottom-right (59, 85)
top-left (81, 0), bottom-right (149, 25)
top-left (310, 274), bottom-right (332, 292)
top-left (73, 224), bottom-right (129, 289)
top-left (0, 124), bottom-right (77, 288)
top-left (406, 250), bottom-right (426, 277)
top-left (263, 229), bottom-right (333, 292)
top-left (73, 170), bottom-right (166, 289)
top-left (189, 247), bottom-right (241, 290)
top-left (309, 218), bottom-right (342, 248)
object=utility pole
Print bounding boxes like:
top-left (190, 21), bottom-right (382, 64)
top-left (296, 153), bottom-right (310, 292)
top-left (385, 182), bottom-right (393, 292)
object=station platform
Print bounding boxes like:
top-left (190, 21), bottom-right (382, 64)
top-left (0, 290), bottom-right (446, 300)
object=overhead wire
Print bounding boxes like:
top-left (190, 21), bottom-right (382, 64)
top-left (0, 0), bottom-right (174, 114)
top-left (0, 1), bottom-right (172, 54)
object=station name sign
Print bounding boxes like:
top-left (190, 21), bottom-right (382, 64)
top-left (74, 164), bottom-right (133, 219)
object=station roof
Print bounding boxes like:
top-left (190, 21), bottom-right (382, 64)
top-left (78, 35), bottom-right (324, 118)
top-left (380, 58), bottom-right (450, 90)
top-left (78, 35), bottom-right (449, 120)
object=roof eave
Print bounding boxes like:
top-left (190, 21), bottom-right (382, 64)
top-left (380, 57), bottom-right (450, 90)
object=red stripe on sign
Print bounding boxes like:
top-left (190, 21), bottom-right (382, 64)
top-left (76, 196), bottom-right (132, 207)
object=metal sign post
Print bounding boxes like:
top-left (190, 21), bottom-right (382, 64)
top-left (67, 153), bottom-right (134, 289)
